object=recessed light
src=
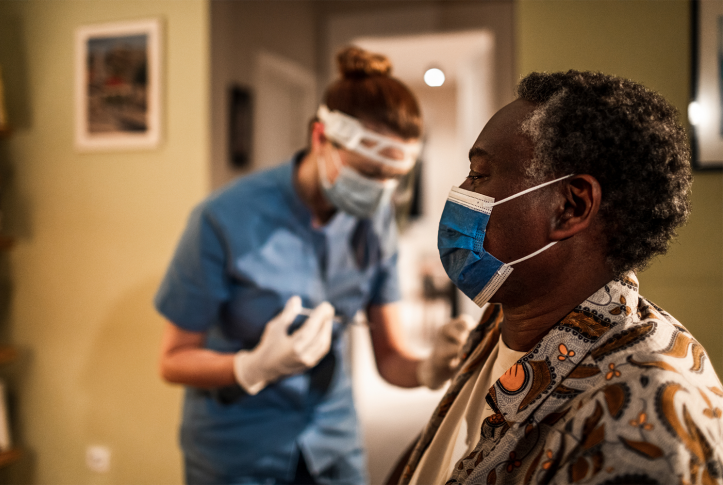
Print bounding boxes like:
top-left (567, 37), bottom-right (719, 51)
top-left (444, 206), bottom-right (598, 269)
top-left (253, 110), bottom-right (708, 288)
top-left (424, 68), bottom-right (445, 87)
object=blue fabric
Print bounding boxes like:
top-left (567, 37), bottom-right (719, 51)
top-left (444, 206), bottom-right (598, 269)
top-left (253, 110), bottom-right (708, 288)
top-left (437, 199), bottom-right (504, 301)
top-left (155, 155), bottom-right (401, 484)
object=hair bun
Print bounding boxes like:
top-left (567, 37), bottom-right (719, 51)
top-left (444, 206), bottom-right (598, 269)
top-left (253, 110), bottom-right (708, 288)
top-left (337, 46), bottom-right (392, 79)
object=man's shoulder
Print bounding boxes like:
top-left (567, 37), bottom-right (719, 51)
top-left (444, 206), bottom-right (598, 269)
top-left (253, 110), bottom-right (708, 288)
top-left (588, 295), bottom-right (718, 382)
top-left (557, 297), bottom-right (723, 473)
top-left (538, 301), bottom-right (723, 485)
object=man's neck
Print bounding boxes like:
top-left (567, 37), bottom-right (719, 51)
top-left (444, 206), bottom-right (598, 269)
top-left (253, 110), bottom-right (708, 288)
top-left (498, 268), bottom-right (615, 352)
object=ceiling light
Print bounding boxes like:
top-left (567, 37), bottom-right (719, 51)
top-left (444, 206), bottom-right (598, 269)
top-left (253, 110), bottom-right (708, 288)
top-left (424, 68), bottom-right (445, 87)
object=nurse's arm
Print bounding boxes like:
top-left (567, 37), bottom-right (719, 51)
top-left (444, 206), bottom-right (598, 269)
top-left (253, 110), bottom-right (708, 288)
top-left (367, 303), bottom-right (422, 388)
top-left (159, 321), bottom-right (236, 389)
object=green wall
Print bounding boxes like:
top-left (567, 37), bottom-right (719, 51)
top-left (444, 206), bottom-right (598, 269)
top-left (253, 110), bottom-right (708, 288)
top-left (0, 1), bottom-right (209, 483)
top-left (517, 0), bottom-right (723, 373)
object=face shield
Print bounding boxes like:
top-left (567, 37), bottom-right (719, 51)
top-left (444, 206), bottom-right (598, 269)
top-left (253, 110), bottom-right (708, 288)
top-left (316, 105), bottom-right (421, 171)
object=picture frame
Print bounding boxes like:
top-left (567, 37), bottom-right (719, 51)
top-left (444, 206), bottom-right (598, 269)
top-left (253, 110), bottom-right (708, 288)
top-left (228, 85), bottom-right (253, 168)
top-left (0, 65), bottom-right (8, 133)
top-left (0, 379), bottom-right (12, 452)
top-left (690, 0), bottom-right (723, 170)
top-left (74, 18), bottom-right (162, 151)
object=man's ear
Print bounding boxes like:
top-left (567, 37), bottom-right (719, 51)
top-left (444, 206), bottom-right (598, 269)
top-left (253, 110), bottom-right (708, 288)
top-left (549, 174), bottom-right (601, 241)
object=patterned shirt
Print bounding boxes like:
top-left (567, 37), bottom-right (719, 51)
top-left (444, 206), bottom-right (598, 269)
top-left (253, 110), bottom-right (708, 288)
top-left (400, 273), bottom-right (723, 485)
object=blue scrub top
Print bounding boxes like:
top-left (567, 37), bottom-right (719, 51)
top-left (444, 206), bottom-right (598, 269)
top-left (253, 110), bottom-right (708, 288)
top-left (155, 154), bottom-right (401, 484)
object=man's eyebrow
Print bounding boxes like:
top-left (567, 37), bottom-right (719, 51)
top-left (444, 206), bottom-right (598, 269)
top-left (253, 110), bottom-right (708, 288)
top-left (468, 147), bottom-right (489, 161)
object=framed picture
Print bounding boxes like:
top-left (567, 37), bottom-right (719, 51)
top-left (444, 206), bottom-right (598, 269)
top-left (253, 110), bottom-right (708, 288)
top-left (228, 85), bottom-right (253, 168)
top-left (0, 379), bottom-right (12, 451)
top-left (75, 19), bottom-right (161, 151)
top-left (0, 65), bottom-right (8, 132)
top-left (690, 0), bottom-right (723, 170)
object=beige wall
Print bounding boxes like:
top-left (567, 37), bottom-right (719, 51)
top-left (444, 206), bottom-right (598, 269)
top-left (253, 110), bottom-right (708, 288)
top-left (0, 0), bottom-right (209, 483)
top-left (209, 0), bottom-right (319, 189)
top-left (517, 0), bottom-right (723, 373)
top-left (320, 0), bottom-right (515, 113)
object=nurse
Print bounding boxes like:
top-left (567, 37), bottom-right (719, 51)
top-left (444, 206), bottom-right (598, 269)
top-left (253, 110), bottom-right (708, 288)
top-left (156, 46), bottom-right (472, 485)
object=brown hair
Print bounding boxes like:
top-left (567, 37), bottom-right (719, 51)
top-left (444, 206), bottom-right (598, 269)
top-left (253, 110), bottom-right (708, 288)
top-left (323, 46), bottom-right (422, 140)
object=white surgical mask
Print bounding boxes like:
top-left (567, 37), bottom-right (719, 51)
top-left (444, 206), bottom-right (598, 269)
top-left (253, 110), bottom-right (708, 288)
top-left (317, 146), bottom-right (398, 218)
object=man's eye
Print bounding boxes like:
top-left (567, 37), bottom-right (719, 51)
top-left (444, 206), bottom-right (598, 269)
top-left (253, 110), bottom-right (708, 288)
top-left (466, 174), bottom-right (486, 181)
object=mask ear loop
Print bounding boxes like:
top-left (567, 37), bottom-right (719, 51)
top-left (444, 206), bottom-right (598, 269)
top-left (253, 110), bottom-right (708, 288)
top-left (506, 241), bottom-right (558, 267)
top-left (329, 144), bottom-right (344, 170)
top-left (493, 174), bottom-right (575, 270)
top-left (490, 174), bottom-right (575, 207)
top-left (317, 145), bottom-right (338, 190)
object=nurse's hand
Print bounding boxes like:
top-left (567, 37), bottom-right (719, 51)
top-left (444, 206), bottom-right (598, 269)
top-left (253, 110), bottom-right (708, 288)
top-left (233, 296), bottom-right (335, 395)
top-left (417, 314), bottom-right (475, 390)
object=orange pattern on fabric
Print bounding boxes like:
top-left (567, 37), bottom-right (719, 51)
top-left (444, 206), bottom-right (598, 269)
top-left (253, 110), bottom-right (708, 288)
top-left (558, 343), bottom-right (575, 361)
top-left (601, 383), bottom-right (629, 419)
top-left (590, 321), bottom-right (655, 360)
top-left (629, 411), bottom-right (654, 430)
top-left (499, 363), bottom-right (525, 392)
top-left (560, 310), bottom-right (611, 339)
top-left (518, 360), bottom-right (553, 412)
top-left (605, 363), bottom-right (621, 380)
top-left (661, 331), bottom-right (707, 373)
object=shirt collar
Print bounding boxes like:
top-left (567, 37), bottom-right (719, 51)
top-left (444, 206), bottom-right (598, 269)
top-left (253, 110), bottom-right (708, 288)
top-left (488, 273), bottom-right (641, 425)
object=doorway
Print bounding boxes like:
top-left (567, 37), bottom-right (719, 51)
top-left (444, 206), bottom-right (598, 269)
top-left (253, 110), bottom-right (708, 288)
top-left (346, 30), bottom-right (497, 484)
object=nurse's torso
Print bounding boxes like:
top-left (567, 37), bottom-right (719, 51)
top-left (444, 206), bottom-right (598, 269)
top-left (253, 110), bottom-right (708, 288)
top-left (182, 158), bottom-right (398, 483)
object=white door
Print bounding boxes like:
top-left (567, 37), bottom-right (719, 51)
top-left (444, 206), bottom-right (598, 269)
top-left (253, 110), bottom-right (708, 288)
top-left (253, 51), bottom-right (316, 169)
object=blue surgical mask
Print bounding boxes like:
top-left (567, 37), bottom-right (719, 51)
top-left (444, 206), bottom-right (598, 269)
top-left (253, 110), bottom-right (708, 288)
top-left (438, 175), bottom-right (573, 307)
top-left (318, 146), bottom-right (398, 218)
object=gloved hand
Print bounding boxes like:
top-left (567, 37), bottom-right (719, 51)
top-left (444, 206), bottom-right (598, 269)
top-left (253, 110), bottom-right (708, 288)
top-left (417, 314), bottom-right (475, 390)
top-left (233, 296), bottom-right (334, 395)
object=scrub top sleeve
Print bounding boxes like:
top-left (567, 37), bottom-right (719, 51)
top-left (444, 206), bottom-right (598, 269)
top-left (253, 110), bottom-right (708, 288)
top-left (154, 205), bottom-right (231, 332)
top-left (368, 252), bottom-right (402, 306)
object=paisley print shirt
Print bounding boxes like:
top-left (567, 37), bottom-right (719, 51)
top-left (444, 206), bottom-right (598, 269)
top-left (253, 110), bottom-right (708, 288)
top-left (400, 274), bottom-right (723, 485)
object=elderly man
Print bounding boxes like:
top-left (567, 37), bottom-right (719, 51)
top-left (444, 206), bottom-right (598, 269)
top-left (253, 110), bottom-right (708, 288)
top-left (400, 71), bottom-right (723, 485)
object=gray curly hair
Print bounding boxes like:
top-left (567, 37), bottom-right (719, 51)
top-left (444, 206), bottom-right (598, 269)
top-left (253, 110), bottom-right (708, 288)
top-left (517, 70), bottom-right (691, 276)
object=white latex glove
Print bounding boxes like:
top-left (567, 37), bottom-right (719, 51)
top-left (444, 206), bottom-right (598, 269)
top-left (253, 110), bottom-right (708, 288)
top-left (417, 314), bottom-right (475, 390)
top-left (233, 296), bottom-right (334, 395)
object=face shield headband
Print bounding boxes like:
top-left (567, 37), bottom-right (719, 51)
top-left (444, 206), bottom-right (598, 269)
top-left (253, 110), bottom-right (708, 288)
top-left (316, 105), bottom-right (420, 170)
top-left (438, 174), bottom-right (574, 307)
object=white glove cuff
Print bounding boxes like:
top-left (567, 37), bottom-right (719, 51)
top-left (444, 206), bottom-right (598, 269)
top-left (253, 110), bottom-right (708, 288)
top-left (417, 356), bottom-right (446, 390)
top-left (233, 350), bottom-right (269, 396)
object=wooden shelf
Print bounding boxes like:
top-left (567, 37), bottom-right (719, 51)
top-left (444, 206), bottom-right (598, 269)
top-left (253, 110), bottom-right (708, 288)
top-left (0, 448), bottom-right (21, 468)
top-left (0, 347), bottom-right (17, 366)
top-left (0, 236), bottom-right (14, 251)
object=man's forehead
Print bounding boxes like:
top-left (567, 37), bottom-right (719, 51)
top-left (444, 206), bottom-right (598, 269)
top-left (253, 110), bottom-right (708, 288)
top-left (469, 100), bottom-right (536, 169)
top-left (468, 146), bottom-right (490, 161)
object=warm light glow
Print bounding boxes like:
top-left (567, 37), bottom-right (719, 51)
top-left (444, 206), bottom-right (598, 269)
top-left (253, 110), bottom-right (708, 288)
top-left (424, 68), bottom-right (445, 87)
top-left (688, 101), bottom-right (706, 126)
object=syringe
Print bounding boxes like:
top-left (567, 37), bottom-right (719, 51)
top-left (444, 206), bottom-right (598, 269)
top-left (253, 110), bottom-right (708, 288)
top-left (298, 307), bottom-right (344, 323)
